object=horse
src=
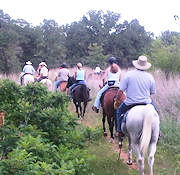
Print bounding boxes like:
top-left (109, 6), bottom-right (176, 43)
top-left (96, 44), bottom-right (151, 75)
top-left (100, 87), bottom-right (125, 142)
top-left (59, 81), bottom-right (68, 93)
top-left (40, 78), bottom-right (53, 91)
top-left (120, 104), bottom-right (160, 175)
top-left (66, 76), bottom-right (90, 119)
top-left (22, 73), bottom-right (35, 86)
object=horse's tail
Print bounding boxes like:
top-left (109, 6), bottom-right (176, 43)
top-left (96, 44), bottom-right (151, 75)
top-left (81, 85), bottom-right (89, 101)
top-left (140, 104), bottom-right (154, 155)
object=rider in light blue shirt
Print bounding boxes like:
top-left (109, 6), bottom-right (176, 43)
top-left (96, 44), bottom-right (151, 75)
top-left (69, 62), bottom-right (87, 96)
top-left (23, 61), bottom-right (36, 75)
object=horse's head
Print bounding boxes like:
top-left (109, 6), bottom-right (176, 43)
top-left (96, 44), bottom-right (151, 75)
top-left (66, 76), bottom-right (76, 88)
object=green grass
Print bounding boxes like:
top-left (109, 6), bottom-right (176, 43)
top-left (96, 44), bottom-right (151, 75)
top-left (86, 137), bottom-right (138, 175)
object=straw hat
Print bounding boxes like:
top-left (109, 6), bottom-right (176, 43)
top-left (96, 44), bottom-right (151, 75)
top-left (132, 56), bottom-right (151, 70)
top-left (39, 62), bottom-right (47, 67)
top-left (26, 61), bottom-right (32, 65)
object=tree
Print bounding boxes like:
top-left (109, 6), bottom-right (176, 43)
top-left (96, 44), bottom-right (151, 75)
top-left (84, 43), bottom-right (108, 68)
top-left (150, 38), bottom-right (180, 79)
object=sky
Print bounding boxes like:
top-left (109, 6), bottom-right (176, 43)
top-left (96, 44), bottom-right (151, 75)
top-left (1, 0), bottom-right (180, 36)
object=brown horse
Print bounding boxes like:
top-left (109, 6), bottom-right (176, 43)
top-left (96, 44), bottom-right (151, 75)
top-left (101, 87), bottom-right (125, 141)
top-left (66, 76), bottom-right (90, 118)
top-left (59, 81), bottom-right (68, 93)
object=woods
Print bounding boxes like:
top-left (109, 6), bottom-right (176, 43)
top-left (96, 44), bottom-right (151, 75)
top-left (0, 9), bottom-right (153, 73)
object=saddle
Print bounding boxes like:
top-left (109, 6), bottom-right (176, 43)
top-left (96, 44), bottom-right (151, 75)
top-left (100, 86), bottom-right (119, 103)
top-left (72, 84), bottom-right (89, 92)
top-left (122, 103), bottom-right (146, 123)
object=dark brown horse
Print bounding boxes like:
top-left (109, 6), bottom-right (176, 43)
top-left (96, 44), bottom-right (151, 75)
top-left (101, 87), bottom-right (125, 141)
top-left (66, 76), bottom-right (90, 118)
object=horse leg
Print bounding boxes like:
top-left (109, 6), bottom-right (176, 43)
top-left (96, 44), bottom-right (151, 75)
top-left (148, 141), bottom-right (157, 175)
top-left (107, 115), bottom-right (114, 141)
top-left (102, 111), bottom-right (107, 137)
top-left (79, 102), bottom-right (82, 118)
top-left (114, 110), bottom-right (117, 131)
top-left (82, 102), bottom-right (87, 118)
top-left (74, 101), bottom-right (80, 118)
top-left (127, 136), bottom-right (133, 165)
top-left (133, 143), bottom-right (145, 175)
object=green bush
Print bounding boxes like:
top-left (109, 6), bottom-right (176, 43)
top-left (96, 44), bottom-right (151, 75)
top-left (0, 79), bottom-right (98, 175)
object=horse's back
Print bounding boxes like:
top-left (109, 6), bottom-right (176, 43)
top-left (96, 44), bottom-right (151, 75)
top-left (24, 74), bottom-right (34, 85)
top-left (102, 87), bottom-right (119, 115)
top-left (40, 79), bottom-right (53, 91)
top-left (102, 87), bottom-right (119, 105)
top-left (72, 84), bottom-right (89, 102)
top-left (59, 81), bottom-right (67, 92)
top-left (125, 104), bottom-right (159, 137)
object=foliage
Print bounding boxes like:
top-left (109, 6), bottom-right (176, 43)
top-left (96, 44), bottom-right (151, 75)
top-left (84, 43), bottom-right (108, 68)
top-left (150, 36), bottom-right (180, 78)
top-left (0, 79), bottom-right (99, 174)
top-left (0, 9), bottom-right (153, 73)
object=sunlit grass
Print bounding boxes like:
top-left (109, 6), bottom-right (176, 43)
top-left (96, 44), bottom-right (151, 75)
top-left (86, 137), bottom-right (137, 175)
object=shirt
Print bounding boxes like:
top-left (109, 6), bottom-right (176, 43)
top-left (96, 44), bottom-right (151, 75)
top-left (76, 69), bottom-right (85, 80)
top-left (23, 65), bottom-right (35, 75)
top-left (57, 68), bottom-right (70, 81)
top-left (106, 69), bottom-right (121, 82)
top-left (120, 69), bottom-right (156, 105)
top-left (40, 66), bottom-right (48, 77)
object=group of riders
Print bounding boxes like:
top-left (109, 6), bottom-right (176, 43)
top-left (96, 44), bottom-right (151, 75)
top-left (21, 55), bottom-right (160, 140)
top-left (20, 61), bottom-right (48, 85)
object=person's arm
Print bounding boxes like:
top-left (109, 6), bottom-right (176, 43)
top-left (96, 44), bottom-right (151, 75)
top-left (119, 69), bottom-right (122, 82)
top-left (74, 71), bottom-right (77, 79)
top-left (102, 68), bottom-right (109, 86)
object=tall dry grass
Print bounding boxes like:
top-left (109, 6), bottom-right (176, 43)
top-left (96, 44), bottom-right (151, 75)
top-left (1, 67), bottom-right (180, 121)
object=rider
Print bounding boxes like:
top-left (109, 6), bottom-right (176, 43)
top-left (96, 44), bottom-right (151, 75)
top-left (115, 55), bottom-right (158, 138)
top-left (68, 62), bottom-right (91, 101)
top-left (94, 65), bottom-right (102, 75)
top-left (54, 62), bottom-right (70, 92)
top-left (20, 60), bottom-right (36, 85)
top-left (36, 62), bottom-right (49, 82)
top-left (92, 57), bottom-right (122, 113)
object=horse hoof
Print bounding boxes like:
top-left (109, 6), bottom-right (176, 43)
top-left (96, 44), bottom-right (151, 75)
top-left (126, 160), bottom-right (133, 165)
top-left (104, 132), bottom-right (108, 137)
top-left (109, 138), bottom-right (114, 143)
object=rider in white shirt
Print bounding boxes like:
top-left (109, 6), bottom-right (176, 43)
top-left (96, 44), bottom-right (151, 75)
top-left (37, 62), bottom-right (49, 82)
top-left (92, 57), bottom-right (122, 113)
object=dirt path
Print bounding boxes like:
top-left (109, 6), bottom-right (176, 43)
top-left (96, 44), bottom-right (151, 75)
top-left (80, 116), bottom-right (138, 170)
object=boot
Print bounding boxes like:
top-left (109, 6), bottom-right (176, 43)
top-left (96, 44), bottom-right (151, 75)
top-left (92, 106), bottom-right (99, 113)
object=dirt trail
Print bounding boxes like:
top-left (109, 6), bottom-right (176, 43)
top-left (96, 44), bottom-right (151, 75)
top-left (81, 117), bottom-right (138, 170)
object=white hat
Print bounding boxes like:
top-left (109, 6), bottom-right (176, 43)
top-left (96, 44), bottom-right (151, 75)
top-left (26, 61), bottom-right (32, 65)
top-left (39, 62), bottom-right (47, 67)
top-left (77, 62), bottom-right (82, 68)
top-left (132, 56), bottom-right (151, 70)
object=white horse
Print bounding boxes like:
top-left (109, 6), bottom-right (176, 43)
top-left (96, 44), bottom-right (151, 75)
top-left (40, 78), bottom-right (53, 91)
top-left (121, 104), bottom-right (160, 175)
top-left (23, 74), bottom-right (35, 85)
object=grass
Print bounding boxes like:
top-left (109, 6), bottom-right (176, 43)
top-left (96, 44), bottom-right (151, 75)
top-left (86, 137), bottom-right (138, 175)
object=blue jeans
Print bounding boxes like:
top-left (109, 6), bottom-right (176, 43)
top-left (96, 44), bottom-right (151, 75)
top-left (68, 80), bottom-right (86, 96)
top-left (54, 80), bottom-right (61, 92)
top-left (116, 101), bottom-right (158, 132)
